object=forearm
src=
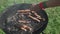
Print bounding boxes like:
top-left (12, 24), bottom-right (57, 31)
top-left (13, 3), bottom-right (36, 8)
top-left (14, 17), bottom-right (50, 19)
top-left (38, 0), bottom-right (60, 9)
top-left (46, 0), bottom-right (60, 7)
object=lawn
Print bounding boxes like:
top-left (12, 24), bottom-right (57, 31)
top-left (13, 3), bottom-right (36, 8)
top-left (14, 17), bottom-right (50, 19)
top-left (0, 0), bottom-right (60, 34)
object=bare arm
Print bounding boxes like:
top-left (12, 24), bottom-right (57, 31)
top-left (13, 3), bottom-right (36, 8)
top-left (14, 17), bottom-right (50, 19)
top-left (31, 0), bottom-right (60, 11)
top-left (46, 0), bottom-right (60, 7)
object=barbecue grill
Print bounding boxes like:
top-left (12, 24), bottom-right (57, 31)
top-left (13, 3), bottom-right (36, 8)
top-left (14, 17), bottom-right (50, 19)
top-left (0, 3), bottom-right (48, 34)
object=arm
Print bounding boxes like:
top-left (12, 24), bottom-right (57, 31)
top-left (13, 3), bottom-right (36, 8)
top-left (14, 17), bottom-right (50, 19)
top-left (38, 0), bottom-right (60, 9)
top-left (46, 0), bottom-right (60, 7)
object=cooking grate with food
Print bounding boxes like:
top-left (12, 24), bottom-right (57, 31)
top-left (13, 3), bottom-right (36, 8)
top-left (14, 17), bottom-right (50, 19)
top-left (0, 3), bottom-right (48, 34)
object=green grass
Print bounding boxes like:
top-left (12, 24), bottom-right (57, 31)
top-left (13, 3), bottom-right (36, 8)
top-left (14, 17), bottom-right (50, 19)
top-left (0, 0), bottom-right (60, 34)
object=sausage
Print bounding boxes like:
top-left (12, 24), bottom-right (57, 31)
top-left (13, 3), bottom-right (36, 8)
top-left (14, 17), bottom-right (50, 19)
top-left (28, 15), bottom-right (40, 22)
top-left (17, 9), bottom-right (30, 13)
top-left (18, 20), bottom-right (30, 23)
top-left (31, 11), bottom-right (45, 21)
top-left (24, 9), bottom-right (30, 11)
top-left (31, 11), bottom-right (42, 19)
top-left (31, 11), bottom-right (41, 17)
top-left (21, 27), bottom-right (27, 31)
top-left (21, 25), bottom-right (32, 31)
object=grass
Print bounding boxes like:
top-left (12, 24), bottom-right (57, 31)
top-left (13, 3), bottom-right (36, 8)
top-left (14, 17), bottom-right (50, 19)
top-left (0, 0), bottom-right (60, 34)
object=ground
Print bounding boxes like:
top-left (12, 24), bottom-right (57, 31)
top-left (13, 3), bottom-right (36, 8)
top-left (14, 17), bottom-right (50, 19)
top-left (0, 0), bottom-right (60, 34)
